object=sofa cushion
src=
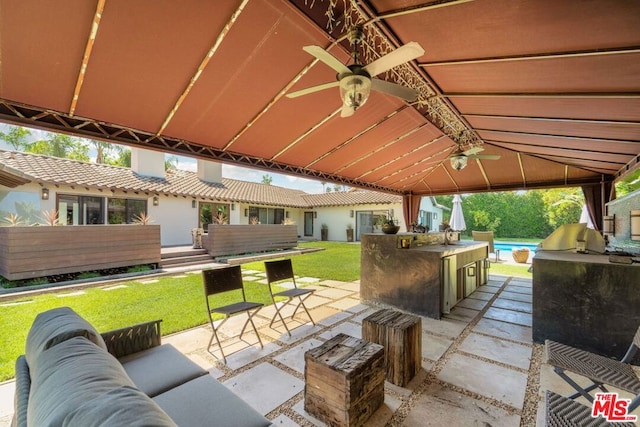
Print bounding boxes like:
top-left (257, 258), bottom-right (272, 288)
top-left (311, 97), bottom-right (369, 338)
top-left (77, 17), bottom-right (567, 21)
top-left (153, 375), bottom-right (272, 427)
top-left (28, 336), bottom-right (134, 427)
top-left (25, 307), bottom-right (106, 368)
top-left (62, 386), bottom-right (176, 427)
top-left (118, 344), bottom-right (206, 397)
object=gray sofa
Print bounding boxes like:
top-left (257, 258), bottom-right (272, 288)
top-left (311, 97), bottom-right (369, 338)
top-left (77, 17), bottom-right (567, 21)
top-left (13, 307), bottom-right (272, 427)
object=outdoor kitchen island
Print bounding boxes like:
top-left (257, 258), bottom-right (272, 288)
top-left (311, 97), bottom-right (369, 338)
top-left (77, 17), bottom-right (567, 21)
top-left (361, 234), bottom-right (489, 319)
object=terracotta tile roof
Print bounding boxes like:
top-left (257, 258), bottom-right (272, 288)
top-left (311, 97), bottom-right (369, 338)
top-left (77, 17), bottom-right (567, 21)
top-left (0, 150), bottom-right (400, 208)
top-left (302, 190), bottom-right (401, 207)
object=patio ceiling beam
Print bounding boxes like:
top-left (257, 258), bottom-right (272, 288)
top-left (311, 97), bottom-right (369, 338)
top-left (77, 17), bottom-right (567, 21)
top-left (271, 107), bottom-right (341, 161)
top-left (337, 123), bottom-right (435, 174)
top-left (69, 0), bottom-right (106, 117)
top-left (420, 46), bottom-right (640, 67)
top-left (517, 153), bottom-right (526, 186)
top-left (356, 135), bottom-right (448, 180)
top-left (475, 159), bottom-right (492, 189)
top-left (368, 144), bottom-right (450, 182)
top-left (304, 106), bottom-right (408, 168)
top-left (443, 92), bottom-right (640, 99)
top-left (614, 154), bottom-right (640, 180)
top-left (476, 129), bottom-right (640, 148)
top-left (365, 0), bottom-right (475, 24)
top-left (0, 97), bottom-right (403, 195)
top-left (157, 0), bottom-right (249, 136)
top-left (485, 136), bottom-right (638, 158)
top-left (463, 113), bottom-right (640, 127)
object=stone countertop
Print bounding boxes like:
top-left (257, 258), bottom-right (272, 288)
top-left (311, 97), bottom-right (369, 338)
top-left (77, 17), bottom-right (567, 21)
top-left (533, 249), bottom-right (640, 266)
top-left (407, 240), bottom-right (488, 256)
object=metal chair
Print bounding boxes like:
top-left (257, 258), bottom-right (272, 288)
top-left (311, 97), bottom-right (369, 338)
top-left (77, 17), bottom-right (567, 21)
top-left (544, 325), bottom-right (640, 412)
top-left (203, 265), bottom-right (263, 363)
top-left (264, 259), bottom-right (315, 336)
top-left (472, 230), bottom-right (500, 262)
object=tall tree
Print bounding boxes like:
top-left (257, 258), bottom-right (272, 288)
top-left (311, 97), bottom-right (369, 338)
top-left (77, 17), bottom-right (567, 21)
top-left (24, 132), bottom-right (90, 161)
top-left (89, 139), bottom-right (120, 164)
top-left (0, 126), bottom-right (31, 150)
top-left (261, 174), bottom-right (273, 185)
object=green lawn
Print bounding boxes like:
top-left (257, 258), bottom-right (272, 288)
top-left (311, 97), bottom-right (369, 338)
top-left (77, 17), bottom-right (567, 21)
top-left (0, 240), bottom-right (528, 381)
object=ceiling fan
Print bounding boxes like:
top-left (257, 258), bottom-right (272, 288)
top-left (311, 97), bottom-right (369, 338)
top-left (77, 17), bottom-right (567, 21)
top-left (286, 26), bottom-right (424, 118)
top-left (448, 146), bottom-right (501, 171)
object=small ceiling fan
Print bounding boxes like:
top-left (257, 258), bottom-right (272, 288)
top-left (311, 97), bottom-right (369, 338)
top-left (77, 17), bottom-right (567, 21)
top-left (286, 26), bottom-right (424, 118)
top-left (448, 146), bottom-right (501, 171)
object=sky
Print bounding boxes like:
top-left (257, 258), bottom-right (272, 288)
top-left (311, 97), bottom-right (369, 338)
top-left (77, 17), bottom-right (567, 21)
top-left (0, 123), bottom-right (329, 194)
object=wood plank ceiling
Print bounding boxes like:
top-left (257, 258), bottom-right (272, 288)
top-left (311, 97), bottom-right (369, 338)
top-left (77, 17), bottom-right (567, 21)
top-left (0, 0), bottom-right (638, 196)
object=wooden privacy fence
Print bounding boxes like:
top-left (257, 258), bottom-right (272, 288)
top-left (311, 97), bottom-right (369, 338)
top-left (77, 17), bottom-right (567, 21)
top-left (0, 225), bottom-right (161, 280)
top-left (204, 224), bottom-right (297, 257)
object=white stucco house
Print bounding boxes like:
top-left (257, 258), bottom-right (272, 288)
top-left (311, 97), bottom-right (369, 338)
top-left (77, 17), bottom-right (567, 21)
top-left (0, 148), bottom-right (445, 246)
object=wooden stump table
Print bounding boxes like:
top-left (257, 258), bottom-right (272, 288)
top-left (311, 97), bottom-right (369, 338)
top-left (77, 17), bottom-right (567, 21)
top-left (305, 333), bottom-right (385, 427)
top-left (362, 309), bottom-right (422, 387)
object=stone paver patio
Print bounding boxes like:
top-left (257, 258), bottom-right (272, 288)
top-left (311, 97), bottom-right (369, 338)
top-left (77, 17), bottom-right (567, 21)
top-left (1, 270), bottom-right (638, 426)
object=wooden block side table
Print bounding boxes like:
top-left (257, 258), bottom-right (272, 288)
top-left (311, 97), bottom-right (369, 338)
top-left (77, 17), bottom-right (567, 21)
top-left (362, 308), bottom-right (422, 387)
top-left (305, 333), bottom-right (385, 427)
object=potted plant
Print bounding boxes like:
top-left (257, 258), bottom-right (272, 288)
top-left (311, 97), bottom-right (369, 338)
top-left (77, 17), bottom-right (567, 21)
top-left (379, 213), bottom-right (400, 235)
top-left (346, 223), bottom-right (354, 242)
top-left (321, 223), bottom-right (329, 241)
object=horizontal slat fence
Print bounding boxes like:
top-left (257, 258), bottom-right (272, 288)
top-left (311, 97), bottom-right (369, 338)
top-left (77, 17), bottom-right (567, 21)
top-left (205, 224), bottom-right (297, 257)
top-left (0, 225), bottom-right (161, 280)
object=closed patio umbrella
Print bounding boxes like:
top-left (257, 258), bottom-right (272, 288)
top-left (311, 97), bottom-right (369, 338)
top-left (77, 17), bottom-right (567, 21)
top-left (450, 194), bottom-right (466, 231)
top-left (579, 204), bottom-right (594, 229)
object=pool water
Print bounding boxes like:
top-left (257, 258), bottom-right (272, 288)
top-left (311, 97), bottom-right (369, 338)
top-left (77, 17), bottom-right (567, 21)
top-left (494, 242), bottom-right (539, 252)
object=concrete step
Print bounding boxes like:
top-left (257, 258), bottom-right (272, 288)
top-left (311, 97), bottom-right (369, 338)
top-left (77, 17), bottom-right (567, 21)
top-left (160, 254), bottom-right (212, 268)
top-left (161, 248), bottom-right (208, 260)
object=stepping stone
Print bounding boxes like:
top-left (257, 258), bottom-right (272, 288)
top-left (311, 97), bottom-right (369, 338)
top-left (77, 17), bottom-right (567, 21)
top-left (459, 332), bottom-right (532, 370)
top-left (484, 307), bottom-right (532, 327)
top-left (222, 362), bottom-right (303, 415)
top-left (438, 353), bottom-right (528, 409)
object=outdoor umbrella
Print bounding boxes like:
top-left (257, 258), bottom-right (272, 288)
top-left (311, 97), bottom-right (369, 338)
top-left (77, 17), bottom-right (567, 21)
top-left (450, 194), bottom-right (466, 231)
top-left (579, 204), bottom-right (594, 229)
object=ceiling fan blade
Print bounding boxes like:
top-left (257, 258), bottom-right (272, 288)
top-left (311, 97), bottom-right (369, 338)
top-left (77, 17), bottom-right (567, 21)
top-left (303, 45), bottom-right (350, 74)
top-left (371, 78), bottom-right (418, 102)
top-left (363, 42), bottom-right (424, 77)
top-left (463, 146), bottom-right (483, 156)
top-left (286, 81), bottom-right (339, 99)
top-left (340, 104), bottom-right (355, 118)
top-left (468, 154), bottom-right (501, 160)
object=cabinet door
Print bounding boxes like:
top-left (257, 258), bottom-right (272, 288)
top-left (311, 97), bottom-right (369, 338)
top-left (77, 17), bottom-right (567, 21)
top-left (441, 255), bottom-right (457, 314)
top-left (463, 263), bottom-right (477, 297)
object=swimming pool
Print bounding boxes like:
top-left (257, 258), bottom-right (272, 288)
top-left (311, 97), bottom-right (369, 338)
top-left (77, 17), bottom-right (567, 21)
top-left (494, 242), bottom-right (539, 252)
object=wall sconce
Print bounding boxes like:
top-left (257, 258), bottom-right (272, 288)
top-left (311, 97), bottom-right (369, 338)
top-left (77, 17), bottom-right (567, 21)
top-left (244, 209), bottom-right (248, 217)
top-left (153, 196), bottom-right (159, 206)
top-left (602, 215), bottom-right (614, 236)
top-left (192, 200), bottom-right (197, 209)
top-left (349, 210), bottom-right (354, 218)
top-left (231, 203), bottom-right (235, 211)
top-left (41, 188), bottom-right (49, 200)
top-left (631, 210), bottom-right (640, 241)
top-left (314, 212), bottom-right (317, 219)
top-left (433, 213), bottom-right (438, 219)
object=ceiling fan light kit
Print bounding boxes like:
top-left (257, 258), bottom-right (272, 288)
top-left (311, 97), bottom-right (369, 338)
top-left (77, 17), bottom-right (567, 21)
top-left (339, 70), bottom-right (371, 110)
top-left (450, 154), bottom-right (468, 171)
